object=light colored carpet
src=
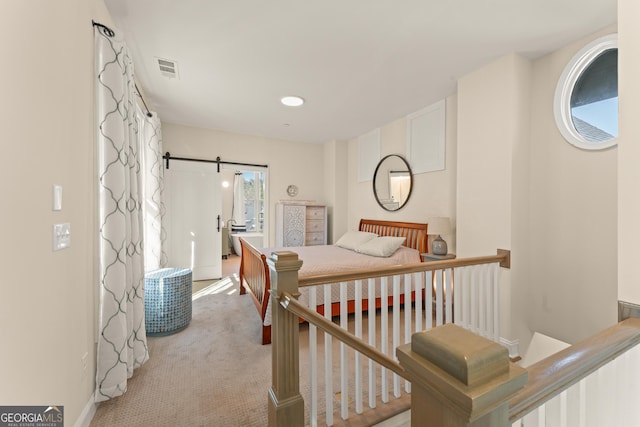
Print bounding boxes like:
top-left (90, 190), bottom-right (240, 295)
top-left (90, 261), bottom-right (410, 426)
top-left (91, 275), bottom-right (272, 426)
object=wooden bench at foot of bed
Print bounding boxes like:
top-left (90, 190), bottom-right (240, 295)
top-left (239, 218), bottom-right (429, 345)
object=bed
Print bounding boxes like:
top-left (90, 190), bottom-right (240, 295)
top-left (239, 219), bottom-right (429, 344)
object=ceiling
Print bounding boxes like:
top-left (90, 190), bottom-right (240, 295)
top-left (104, 0), bottom-right (617, 144)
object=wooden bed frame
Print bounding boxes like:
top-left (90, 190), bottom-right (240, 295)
top-left (239, 219), bottom-right (429, 344)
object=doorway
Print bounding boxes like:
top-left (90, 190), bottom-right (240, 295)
top-left (164, 159), bottom-right (222, 280)
top-left (221, 166), bottom-right (268, 252)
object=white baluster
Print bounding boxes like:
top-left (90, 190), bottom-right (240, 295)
top-left (393, 274), bottom-right (400, 398)
top-left (470, 265), bottom-right (478, 334)
top-left (415, 272), bottom-right (423, 333)
top-left (559, 390), bottom-right (567, 427)
top-left (426, 271), bottom-right (433, 330)
top-left (495, 263), bottom-right (500, 338)
top-left (404, 273), bottom-right (412, 342)
top-left (456, 266), bottom-right (465, 328)
top-left (308, 288), bottom-right (318, 427)
top-left (453, 267), bottom-right (461, 327)
top-left (404, 273), bottom-right (412, 393)
top-left (598, 358), bottom-right (615, 425)
top-left (479, 264), bottom-right (486, 338)
top-left (367, 278), bottom-right (376, 409)
top-left (340, 281), bottom-right (348, 420)
top-left (489, 264), bottom-right (495, 337)
top-left (537, 404), bottom-right (545, 427)
top-left (445, 268), bottom-right (453, 324)
top-left (381, 276), bottom-right (389, 403)
top-left (354, 279), bottom-right (363, 414)
top-left (435, 269), bottom-right (443, 326)
top-left (323, 284), bottom-right (333, 426)
top-left (579, 378), bottom-right (586, 427)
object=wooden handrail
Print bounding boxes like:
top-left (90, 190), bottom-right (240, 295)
top-left (298, 250), bottom-right (510, 288)
top-left (508, 317), bottom-right (640, 422)
top-left (279, 291), bottom-right (409, 381)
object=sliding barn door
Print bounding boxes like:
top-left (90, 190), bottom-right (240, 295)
top-left (164, 159), bottom-right (222, 280)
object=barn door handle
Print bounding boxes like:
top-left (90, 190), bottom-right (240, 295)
top-left (217, 214), bottom-right (221, 232)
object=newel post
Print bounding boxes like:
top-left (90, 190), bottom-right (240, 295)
top-left (267, 251), bottom-right (304, 427)
top-left (397, 324), bottom-right (527, 427)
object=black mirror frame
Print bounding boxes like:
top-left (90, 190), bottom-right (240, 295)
top-left (372, 154), bottom-right (413, 212)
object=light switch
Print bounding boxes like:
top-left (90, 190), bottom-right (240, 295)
top-left (53, 223), bottom-right (71, 251)
top-left (53, 185), bottom-right (62, 211)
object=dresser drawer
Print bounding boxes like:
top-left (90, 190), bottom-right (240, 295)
top-left (306, 219), bottom-right (324, 233)
top-left (306, 206), bottom-right (325, 220)
top-left (305, 232), bottom-right (325, 246)
top-left (276, 202), bottom-right (327, 247)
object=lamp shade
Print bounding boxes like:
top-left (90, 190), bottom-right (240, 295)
top-left (427, 217), bottom-right (451, 236)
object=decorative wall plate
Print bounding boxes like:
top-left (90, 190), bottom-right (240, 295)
top-left (287, 185), bottom-right (299, 197)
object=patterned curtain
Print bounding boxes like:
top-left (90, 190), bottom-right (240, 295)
top-left (142, 113), bottom-right (167, 271)
top-left (94, 25), bottom-right (149, 402)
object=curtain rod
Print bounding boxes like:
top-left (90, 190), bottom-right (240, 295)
top-left (134, 83), bottom-right (153, 118)
top-left (163, 152), bottom-right (268, 172)
top-left (92, 20), bottom-right (153, 118)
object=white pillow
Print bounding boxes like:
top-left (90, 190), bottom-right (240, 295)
top-left (335, 230), bottom-right (378, 251)
top-left (356, 236), bottom-right (406, 257)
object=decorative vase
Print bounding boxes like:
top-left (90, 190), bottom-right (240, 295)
top-left (432, 235), bottom-right (448, 255)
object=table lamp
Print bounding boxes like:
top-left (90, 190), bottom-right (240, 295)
top-left (428, 217), bottom-right (451, 255)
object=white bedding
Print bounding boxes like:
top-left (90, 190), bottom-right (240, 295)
top-left (260, 244), bottom-right (420, 277)
top-left (259, 245), bottom-right (422, 326)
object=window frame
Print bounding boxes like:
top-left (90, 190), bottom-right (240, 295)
top-left (242, 170), bottom-right (265, 233)
top-left (553, 33), bottom-right (618, 151)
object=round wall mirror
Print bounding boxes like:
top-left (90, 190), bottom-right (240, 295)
top-left (372, 154), bottom-right (413, 211)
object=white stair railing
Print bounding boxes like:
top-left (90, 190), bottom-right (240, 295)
top-left (292, 250), bottom-right (510, 426)
top-left (509, 317), bottom-right (640, 427)
top-left (454, 262), bottom-right (501, 341)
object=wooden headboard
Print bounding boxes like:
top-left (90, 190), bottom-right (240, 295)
top-left (358, 219), bottom-right (428, 254)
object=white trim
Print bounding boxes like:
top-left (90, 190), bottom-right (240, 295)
top-left (221, 165), bottom-right (269, 240)
top-left (406, 99), bottom-right (446, 174)
top-left (553, 33), bottom-right (618, 150)
top-left (500, 336), bottom-right (520, 360)
top-left (73, 395), bottom-right (97, 427)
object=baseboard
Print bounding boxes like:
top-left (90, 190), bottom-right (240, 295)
top-left (619, 300), bottom-right (640, 321)
top-left (74, 394), bottom-right (97, 427)
top-left (500, 337), bottom-right (520, 360)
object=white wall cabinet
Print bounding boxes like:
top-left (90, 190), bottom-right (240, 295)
top-left (275, 202), bottom-right (327, 247)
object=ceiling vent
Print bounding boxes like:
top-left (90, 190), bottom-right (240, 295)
top-left (156, 57), bottom-right (179, 79)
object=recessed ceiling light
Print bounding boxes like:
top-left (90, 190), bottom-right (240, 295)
top-left (281, 96), bottom-right (305, 107)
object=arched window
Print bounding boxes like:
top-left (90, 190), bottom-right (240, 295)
top-left (554, 34), bottom-right (618, 150)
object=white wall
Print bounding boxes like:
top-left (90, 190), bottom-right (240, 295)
top-left (162, 122), bottom-right (327, 246)
top-left (456, 29), bottom-right (619, 351)
top-left (324, 140), bottom-right (349, 243)
top-left (457, 53), bottom-right (531, 344)
top-left (345, 96), bottom-right (458, 249)
top-left (527, 28), bottom-right (618, 345)
top-left (457, 55), bottom-right (526, 257)
top-left (0, 0), bottom-right (113, 424)
top-left (618, 0), bottom-right (640, 306)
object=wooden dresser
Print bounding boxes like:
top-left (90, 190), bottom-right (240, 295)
top-left (275, 202), bottom-right (327, 247)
